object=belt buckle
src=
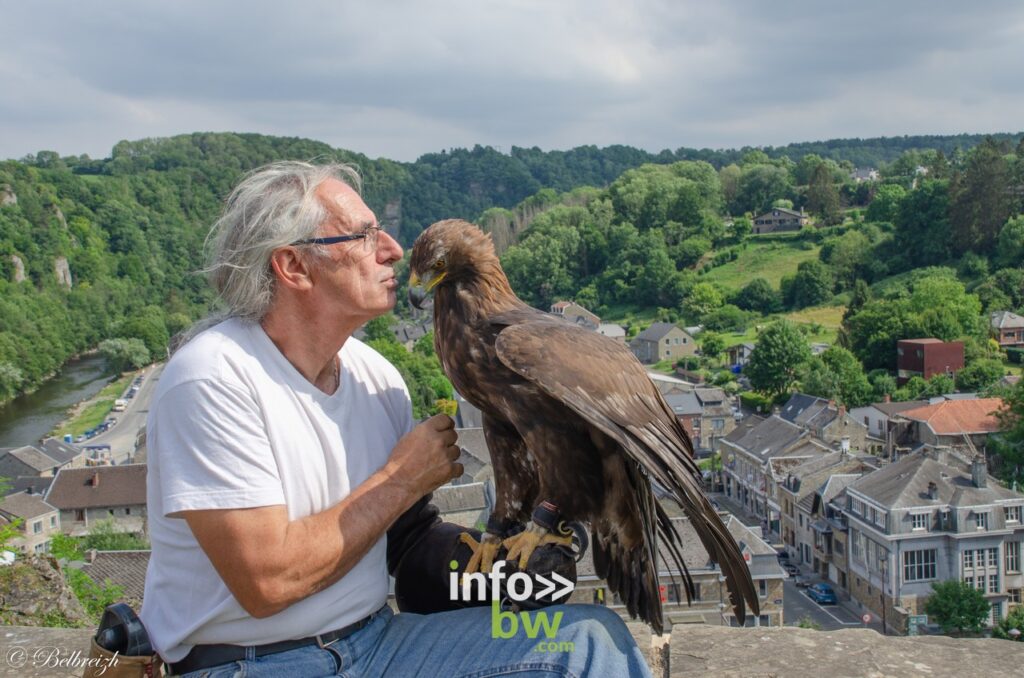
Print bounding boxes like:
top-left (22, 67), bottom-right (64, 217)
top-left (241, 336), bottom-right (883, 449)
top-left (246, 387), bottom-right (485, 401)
top-left (315, 633), bottom-right (339, 649)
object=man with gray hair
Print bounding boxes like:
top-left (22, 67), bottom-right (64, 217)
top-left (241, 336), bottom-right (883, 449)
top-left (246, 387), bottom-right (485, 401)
top-left (141, 162), bottom-right (652, 677)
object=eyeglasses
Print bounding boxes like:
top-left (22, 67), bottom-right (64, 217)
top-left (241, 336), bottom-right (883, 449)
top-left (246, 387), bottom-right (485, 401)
top-left (291, 225), bottom-right (383, 253)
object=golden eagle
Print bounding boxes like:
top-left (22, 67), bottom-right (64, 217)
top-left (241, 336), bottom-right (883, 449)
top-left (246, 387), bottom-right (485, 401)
top-left (408, 219), bottom-right (758, 632)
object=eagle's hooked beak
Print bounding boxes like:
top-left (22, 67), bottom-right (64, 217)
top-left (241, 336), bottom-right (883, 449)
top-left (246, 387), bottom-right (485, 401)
top-left (408, 272), bottom-right (427, 310)
top-left (408, 271), bottom-right (447, 309)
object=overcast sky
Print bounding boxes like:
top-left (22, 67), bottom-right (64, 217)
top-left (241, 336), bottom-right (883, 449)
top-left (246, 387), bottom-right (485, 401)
top-left (2, 1), bottom-right (1023, 163)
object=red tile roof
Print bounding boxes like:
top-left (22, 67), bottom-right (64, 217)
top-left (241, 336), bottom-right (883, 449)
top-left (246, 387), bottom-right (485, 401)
top-left (897, 398), bottom-right (1005, 435)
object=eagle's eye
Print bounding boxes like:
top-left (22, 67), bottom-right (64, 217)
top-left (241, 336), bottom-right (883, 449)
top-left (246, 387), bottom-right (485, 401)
top-left (433, 259), bottom-right (445, 270)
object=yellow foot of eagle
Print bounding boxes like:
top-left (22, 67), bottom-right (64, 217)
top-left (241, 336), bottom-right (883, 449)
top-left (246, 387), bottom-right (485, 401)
top-left (459, 531), bottom-right (503, 574)
top-left (502, 521), bottom-right (573, 570)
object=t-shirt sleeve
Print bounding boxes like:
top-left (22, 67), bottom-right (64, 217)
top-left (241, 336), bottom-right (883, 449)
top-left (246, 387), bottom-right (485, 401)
top-left (153, 379), bottom-right (285, 516)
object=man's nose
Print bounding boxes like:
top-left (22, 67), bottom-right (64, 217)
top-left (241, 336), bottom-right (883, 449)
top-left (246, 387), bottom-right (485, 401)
top-left (378, 230), bottom-right (403, 263)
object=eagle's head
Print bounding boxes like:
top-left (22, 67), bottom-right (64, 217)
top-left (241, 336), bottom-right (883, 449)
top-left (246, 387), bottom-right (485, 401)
top-left (407, 219), bottom-right (500, 309)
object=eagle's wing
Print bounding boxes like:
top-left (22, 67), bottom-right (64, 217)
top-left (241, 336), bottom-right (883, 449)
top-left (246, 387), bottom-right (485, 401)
top-left (492, 316), bottom-right (759, 623)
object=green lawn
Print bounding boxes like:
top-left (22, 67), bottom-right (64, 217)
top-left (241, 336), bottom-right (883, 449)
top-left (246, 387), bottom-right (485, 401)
top-left (702, 241), bottom-right (821, 291)
top-left (52, 373), bottom-right (134, 438)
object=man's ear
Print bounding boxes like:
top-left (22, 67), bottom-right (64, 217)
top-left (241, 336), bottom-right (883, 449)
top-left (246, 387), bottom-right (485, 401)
top-left (269, 247), bottom-right (316, 291)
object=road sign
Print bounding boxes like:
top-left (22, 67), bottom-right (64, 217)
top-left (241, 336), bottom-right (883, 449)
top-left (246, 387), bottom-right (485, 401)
top-left (861, 613), bottom-right (871, 624)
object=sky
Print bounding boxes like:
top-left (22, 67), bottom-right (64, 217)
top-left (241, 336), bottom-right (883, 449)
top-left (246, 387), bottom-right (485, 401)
top-left (2, 1), bottom-right (1023, 163)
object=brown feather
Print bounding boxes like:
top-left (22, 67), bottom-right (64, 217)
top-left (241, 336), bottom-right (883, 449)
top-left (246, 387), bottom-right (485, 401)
top-left (409, 219), bottom-right (760, 632)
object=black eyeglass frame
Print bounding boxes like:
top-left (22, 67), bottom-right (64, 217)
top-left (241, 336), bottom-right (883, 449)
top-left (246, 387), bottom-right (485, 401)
top-left (290, 224), bottom-right (383, 247)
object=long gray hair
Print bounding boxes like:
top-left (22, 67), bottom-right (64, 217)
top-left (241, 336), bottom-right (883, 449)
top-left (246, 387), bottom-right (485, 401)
top-left (175, 161), bottom-right (361, 350)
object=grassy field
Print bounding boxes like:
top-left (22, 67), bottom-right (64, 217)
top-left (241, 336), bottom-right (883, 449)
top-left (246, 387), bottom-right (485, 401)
top-left (52, 373), bottom-right (134, 438)
top-left (701, 240), bottom-right (821, 291)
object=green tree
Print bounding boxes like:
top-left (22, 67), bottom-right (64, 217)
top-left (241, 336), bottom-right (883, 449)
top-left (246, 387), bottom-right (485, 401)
top-left (995, 215), bottom-right (1024, 269)
top-left (864, 183), bottom-right (906, 223)
top-left (699, 331), bottom-right (726, 361)
top-left (924, 580), bottom-right (990, 635)
top-left (98, 338), bottom-right (150, 373)
top-left (993, 604), bottom-right (1024, 641)
top-left (991, 379), bottom-right (1024, 484)
top-left (734, 277), bottom-right (781, 314)
top-left (955, 359), bottom-right (1005, 392)
top-left (363, 314), bottom-right (397, 342)
top-left (0, 361), bottom-right (25, 400)
top-left (894, 179), bottom-right (951, 267)
top-left (783, 260), bottom-right (834, 309)
top-left (949, 137), bottom-right (1013, 254)
top-left (682, 282), bottom-right (724, 321)
top-left (735, 164), bottom-right (793, 215)
top-left (806, 163), bottom-right (842, 225)
top-left (746, 321), bottom-right (811, 398)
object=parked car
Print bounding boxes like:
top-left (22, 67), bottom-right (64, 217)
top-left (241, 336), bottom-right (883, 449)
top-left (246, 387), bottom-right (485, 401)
top-left (806, 583), bottom-right (837, 604)
top-left (794, 575), bottom-right (811, 588)
top-left (783, 563), bottom-right (800, 577)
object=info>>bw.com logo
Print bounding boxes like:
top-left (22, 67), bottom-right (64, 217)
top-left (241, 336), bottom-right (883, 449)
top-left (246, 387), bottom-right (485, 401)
top-left (448, 559), bottom-right (576, 648)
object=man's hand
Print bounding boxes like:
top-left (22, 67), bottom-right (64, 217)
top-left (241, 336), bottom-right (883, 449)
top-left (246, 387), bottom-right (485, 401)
top-left (385, 414), bottom-right (463, 499)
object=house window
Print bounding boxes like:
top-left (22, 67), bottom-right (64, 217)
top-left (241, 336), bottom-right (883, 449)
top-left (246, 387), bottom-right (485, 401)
top-left (990, 602), bottom-right (1002, 626)
top-left (1006, 506), bottom-right (1022, 523)
top-left (34, 543), bottom-right (47, 554)
top-left (713, 419), bottom-right (725, 431)
top-left (1007, 542), bottom-right (1021, 573)
top-left (873, 509), bottom-right (886, 529)
top-left (32, 521), bottom-right (42, 534)
top-left (75, 509), bottom-right (85, 522)
top-left (975, 512), bottom-right (989, 530)
top-left (904, 549), bottom-right (937, 582)
top-left (759, 580), bottom-right (768, 597)
top-left (692, 583), bottom-right (701, 601)
top-left (911, 513), bottom-right (928, 531)
top-left (989, 574), bottom-right (1000, 594)
top-left (126, 507), bottom-right (131, 516)
top-left (49, 515), bottom-right (56, 528)
top-left (988, 548), bottom-right (999, 568)
top-left (963, 550), bottom-right (975, 570)
top-left (799, 515), bottom-right (803, 527)
top-left (963, 575), bottom-right (976, 590)
top-left (1009, 588), bottom-right (1022, 604)
top-left (663, 583), bottom-right (682, 603)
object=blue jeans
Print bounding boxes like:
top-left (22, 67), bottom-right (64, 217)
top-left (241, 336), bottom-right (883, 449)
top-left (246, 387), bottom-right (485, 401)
top-left (180, 604), bottom-right (652, 677)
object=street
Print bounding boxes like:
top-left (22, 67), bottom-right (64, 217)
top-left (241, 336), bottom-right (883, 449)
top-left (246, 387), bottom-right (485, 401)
top-left (708, 491), bottom-right (886, 634)
top-left (86, 363), bottom-right (163, 464)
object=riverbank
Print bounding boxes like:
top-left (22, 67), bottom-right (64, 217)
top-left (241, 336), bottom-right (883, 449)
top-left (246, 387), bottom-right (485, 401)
top-left (48, 370), bottom-right (140, 439)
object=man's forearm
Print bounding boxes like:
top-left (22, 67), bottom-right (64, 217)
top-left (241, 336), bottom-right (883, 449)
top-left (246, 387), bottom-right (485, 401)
top-left (185, 462), bottom-right (420, 619)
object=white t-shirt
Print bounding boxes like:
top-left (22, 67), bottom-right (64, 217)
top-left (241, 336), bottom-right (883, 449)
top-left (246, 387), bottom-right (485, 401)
top-left (140, 318), bottom-right (414, 662)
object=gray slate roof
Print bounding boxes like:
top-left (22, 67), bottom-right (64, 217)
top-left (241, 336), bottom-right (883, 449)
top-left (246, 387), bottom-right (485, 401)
top-left (780, 393), bottom-right (832, 427)
top-left (39, 439), bottom-right (83, 465)
top-left (665, 391), bottom-right (702, 416)
top-left (723, 416), bottom-right (804, 461)
top-left (634, 322), bottom-right (685, 342)
top-left (80, 550), bottom-right (150, 608)
top-left (849, 451), bottom-right (1022, 510)
top-left (0, 446), bottom-right (60, 475)
top-left (46, 465), bottom-right (147, 510)
top-left (991, 311), bottom-right (1024, 329)
top-left (0, 491), bottom-right (57, 520)
top-left (6, 476), bottom-right (54, 497)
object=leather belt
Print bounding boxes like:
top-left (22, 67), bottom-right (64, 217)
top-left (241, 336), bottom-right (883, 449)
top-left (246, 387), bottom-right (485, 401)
top-left (168, 608), bottom-right (381, 675)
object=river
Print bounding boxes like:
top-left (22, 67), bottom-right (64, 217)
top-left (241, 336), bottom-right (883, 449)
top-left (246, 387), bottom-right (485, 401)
top-left (0, 353), bottom-right (111, 448)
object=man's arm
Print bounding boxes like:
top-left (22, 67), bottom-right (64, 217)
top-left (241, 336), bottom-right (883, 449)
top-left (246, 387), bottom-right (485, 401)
top-left (182, 414), bottom-right (462, 619)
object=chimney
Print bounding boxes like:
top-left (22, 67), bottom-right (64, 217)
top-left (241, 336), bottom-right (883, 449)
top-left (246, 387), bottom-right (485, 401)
top-left (838, 404), bottom-right (846, 419)
top-left (927, 481), bottom-right (938, 500)
top-left (883, 393), bottom-right (891, 403)
top-left (971, 457), bottom-right (987, 489)
top-left (90, 472), bottom-right (100, 488)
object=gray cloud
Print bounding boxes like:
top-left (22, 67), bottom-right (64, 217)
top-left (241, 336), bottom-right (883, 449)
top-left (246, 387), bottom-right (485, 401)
top-left (2, 0), bottom-right (1022, 162)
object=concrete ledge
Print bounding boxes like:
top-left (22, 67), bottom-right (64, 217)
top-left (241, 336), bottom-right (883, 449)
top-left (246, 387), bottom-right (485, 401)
top-left (2, 623), bottom-right (1020, 677)
top-left (668, 625), bottom-right (1021, 678)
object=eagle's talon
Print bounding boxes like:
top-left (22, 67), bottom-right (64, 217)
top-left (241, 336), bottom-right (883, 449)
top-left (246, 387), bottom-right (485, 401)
top-left (460, 531), bottom-right (503, 574)
top-left (502, 522), bottom-right (573, 569)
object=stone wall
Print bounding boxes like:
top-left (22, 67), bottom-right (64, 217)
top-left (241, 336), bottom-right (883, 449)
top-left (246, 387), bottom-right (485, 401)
top-left (1, 622), bottom-right (1021, 677)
